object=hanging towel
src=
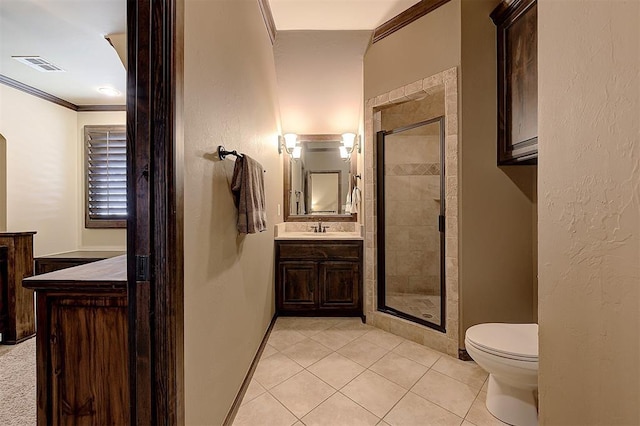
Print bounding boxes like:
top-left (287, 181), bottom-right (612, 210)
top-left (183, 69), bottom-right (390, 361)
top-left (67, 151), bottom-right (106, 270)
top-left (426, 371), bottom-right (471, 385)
top-left (231, 155), bottom-right (267, 234)
top-left (289, 190), bottom-right (306, 215)
top-left (350, 186), bottom-right (361, 215)
top-left (345, 188), bottom-right (353, 213)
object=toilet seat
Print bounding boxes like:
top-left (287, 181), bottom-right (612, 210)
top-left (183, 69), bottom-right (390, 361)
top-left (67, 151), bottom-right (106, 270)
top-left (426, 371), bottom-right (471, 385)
top-left (465, 323), bottom-right (538, 361)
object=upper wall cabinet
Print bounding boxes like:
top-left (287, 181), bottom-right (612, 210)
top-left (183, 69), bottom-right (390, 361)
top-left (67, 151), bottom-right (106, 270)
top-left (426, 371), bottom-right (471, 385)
top-left (491, 0), bottom-right (538, 165)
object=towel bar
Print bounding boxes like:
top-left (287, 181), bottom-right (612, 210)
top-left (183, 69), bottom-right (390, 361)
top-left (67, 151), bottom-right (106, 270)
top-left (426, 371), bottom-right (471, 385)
top-left (218, 145), bottom-right (243, 160)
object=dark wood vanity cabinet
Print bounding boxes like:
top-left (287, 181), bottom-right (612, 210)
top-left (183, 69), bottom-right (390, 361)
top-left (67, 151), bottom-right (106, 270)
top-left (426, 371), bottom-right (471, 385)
top-left (34, 250), bottom-right (125, 275)
top-left (276, 240), bottom-right (363, 318)
top-left (492, 0), bottom-right (538, 165)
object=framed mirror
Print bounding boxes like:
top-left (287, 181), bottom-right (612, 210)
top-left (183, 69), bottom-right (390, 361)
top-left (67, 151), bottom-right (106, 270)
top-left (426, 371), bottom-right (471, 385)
top-left (284, 134), bottom-right (358, 222)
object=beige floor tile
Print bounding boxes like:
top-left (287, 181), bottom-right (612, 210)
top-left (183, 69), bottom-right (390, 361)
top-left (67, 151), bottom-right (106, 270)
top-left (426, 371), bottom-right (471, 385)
top-left (481, 377), bottom-right (489, 393)
top-left (384, 392), bottom-right (463, 426)
top-left (281, 338), bottom-right (333, 368)
top-left (392, 340), bottom-right (442, 367)
top-left (261, 344), bottom-right (278, 360)
top-left (233, 392), bottom-right (297, 426)
top-left (411, 370), bottom-right (478, 418)
top-left (292, 318), bottom-right (337, 337)
top-left (431, 356), bottom-right (488, 390)
top-left (361, 329), bottom-right (405, 350)
top-left (369, 352), bottom-right (429, 389)
top-left (464, 391), bottom-right (509, 426)
top-left (293, 422), bottom-right (304, 426)
top-left (253, 353), bottom-right (304, 389)
top-left (377, 421), bottom-right (392, 426)
top-left (462, 422), bottom-right (476, 426)
top-left (273, 317), bottom-right (303, 331)
top-left (270, 370), bottom-right (336, 418)
top-left (268, 329), bottom-right (308, 351)
top-left (301, 392), bottom-right (380, 426)
top-left (241, 380), bottom-right (266, 406)
top-left (310, 329), bottom-right (356, 350)
top-left (307, 352), bottom-right (365, 389)
top-left (341, 370), bottom-right (407, 418)
top-left (337, 337), bottom-right (389, 367)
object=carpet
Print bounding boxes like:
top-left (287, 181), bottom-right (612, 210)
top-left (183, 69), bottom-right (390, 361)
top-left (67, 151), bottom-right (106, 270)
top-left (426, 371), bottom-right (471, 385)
top-left (0, 338), bottom-right (36, 425)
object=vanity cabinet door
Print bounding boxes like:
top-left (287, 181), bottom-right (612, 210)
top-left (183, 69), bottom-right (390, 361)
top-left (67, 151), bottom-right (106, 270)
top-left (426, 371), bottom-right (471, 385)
top-left (278, 261), bottom-right (317, 310)
top-left (319, 261), bottom-right (360, 311)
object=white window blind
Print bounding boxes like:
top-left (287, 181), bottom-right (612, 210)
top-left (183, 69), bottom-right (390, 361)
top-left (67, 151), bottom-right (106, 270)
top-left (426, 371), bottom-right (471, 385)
top-left (85, 126), bottom-right (127, 228)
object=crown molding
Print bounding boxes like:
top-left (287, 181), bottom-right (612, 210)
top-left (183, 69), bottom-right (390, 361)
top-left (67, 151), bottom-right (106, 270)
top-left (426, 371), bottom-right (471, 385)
top-left (372, 0), bottom-right (452, 44)
top-left (257, 0), bottom-right (277, 44)
top-left (0, 74), bottom-right (125, 112)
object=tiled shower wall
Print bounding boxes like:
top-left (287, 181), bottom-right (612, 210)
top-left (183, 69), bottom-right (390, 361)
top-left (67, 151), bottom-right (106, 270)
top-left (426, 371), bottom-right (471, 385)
top-left (384, 133), bottom-right (441, 296)
top-left (364, 67), bottom-right (459, 357)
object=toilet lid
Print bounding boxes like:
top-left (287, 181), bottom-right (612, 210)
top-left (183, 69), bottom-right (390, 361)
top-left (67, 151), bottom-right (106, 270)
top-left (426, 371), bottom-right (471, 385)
top-left (465, 323), bottom-right (538, 359)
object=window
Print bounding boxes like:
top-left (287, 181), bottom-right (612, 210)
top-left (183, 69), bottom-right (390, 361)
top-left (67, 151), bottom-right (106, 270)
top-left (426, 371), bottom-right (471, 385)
top-left (85, 126), bottom-right (127, 228)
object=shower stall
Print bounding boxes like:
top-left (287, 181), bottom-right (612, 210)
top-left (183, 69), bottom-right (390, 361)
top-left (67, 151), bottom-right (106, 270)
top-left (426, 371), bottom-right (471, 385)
top-left (376, 116), bottom-right (445, 331)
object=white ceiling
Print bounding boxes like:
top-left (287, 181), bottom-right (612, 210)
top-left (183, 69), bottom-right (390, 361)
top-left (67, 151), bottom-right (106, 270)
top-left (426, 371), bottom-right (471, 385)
top-left (269, 0), bottom-right (420, 31)
top-left (0, 0), bottom-right (126, 106)
top-left (0, 0), bottom-right (417, 106)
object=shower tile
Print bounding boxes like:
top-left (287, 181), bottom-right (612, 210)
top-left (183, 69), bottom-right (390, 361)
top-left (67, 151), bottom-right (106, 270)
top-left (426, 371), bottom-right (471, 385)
top-left (389, 87), bottom-right (407, 103)
top-left (404, 79), bottom-right (425, 99)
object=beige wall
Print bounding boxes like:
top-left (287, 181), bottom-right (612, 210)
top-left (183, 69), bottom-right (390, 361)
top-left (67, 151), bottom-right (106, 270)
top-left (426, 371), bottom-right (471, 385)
top-left (0, 85), bottom-right (126, 255)
top-left (274, 30), bottom-right (370, 135)
top-left (0, 133), bottom-right (6, 231)
top-left (364, 0), bottom-right (461, 99)
top-left (76, 111), bottom-right (127, 250)
top-left (0, 84), bottom-right (78, 256)
top-left (183, 0), bottom-right (281, 423)
top-left (459, 0), bottom-right (535, 346)
top-left (538, 1), bottom-right (640, 424)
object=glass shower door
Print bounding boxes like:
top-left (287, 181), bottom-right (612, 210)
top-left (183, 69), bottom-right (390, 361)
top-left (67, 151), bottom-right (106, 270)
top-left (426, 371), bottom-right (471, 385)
top-left (377, 116), bottom-right (445, 331)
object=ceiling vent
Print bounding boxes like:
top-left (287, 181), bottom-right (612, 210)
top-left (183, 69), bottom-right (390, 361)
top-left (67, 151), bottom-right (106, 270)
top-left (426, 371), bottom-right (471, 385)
top-left (12, 56), bottom-right (65, 72)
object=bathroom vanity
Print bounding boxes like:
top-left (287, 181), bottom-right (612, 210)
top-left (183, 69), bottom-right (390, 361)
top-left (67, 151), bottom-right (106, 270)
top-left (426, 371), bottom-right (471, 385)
top-left (275, 231), bottom-right (364, 319)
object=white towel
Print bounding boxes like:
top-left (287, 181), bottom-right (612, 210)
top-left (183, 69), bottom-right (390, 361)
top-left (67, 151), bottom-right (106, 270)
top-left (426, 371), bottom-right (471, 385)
top-left (290, 190), bottom-right (305, 215)
top-left (345, 189), bottom-right (353, 213)
top-left (350, 187), bottom-right (361, 215)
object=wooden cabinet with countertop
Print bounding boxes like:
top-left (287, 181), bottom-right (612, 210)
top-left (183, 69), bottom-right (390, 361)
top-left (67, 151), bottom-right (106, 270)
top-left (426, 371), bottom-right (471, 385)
top-left (23, 255), bottom-right (128, 425)
top-left (0, 231), bottom-right (37, 344)
top-left (34, 250), bottom-right (125, 275)
top-left (275, 240), bottom-right (363, 319)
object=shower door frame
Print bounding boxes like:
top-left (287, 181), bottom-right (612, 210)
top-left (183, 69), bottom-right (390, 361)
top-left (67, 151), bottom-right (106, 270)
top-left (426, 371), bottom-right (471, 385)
top-left (376, 115), bottom-right (446, 332)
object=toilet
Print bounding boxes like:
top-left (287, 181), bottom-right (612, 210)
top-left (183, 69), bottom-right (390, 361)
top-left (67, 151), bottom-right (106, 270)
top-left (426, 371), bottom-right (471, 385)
top-left (465, 323), bottom-right (538, 426)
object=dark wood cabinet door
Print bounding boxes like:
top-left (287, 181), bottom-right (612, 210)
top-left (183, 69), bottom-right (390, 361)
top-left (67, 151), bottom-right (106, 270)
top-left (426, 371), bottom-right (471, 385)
top-left (49, 296), bottom-right (129, 425)
top-left (319, 261), bottom-right (359, 310)
top-left (278, 261), bottom-right (317, 310)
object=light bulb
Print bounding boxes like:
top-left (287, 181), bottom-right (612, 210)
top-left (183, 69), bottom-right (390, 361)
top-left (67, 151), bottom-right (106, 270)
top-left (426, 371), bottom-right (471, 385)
top-left (342, 133), bottom-right (356, 151)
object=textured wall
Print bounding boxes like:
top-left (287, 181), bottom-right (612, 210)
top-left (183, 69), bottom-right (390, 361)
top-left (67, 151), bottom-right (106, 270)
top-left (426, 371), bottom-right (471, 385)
top-left (538, 0), bottom-right (640, 424)
top-left (183, 0), bottom-right (281, 423)
top-left (0, 133), bottom-right (5, 231)
top-left (0, 84), bottom-right (78, 256)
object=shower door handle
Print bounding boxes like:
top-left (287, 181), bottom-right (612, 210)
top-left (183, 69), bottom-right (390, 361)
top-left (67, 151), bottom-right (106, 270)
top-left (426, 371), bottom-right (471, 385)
top-left (438, 215), bottom-right (445, 233)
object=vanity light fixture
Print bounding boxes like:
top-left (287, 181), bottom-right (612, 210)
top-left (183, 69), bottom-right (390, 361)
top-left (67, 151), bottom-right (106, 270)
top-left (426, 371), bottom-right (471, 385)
top-left (279, 133), bottom-right (299, 156)
top-left (339, 132), bottom-right (361, 161)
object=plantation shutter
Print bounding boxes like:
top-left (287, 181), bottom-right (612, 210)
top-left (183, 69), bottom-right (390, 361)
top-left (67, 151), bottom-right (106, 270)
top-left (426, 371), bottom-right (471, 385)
top-left (85, 126), bottom-right (127, 228)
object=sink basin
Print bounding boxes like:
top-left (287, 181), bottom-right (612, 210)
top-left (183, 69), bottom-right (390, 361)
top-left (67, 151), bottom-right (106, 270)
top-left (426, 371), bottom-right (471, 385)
top-left (275, 231), bottom-right (363, 240)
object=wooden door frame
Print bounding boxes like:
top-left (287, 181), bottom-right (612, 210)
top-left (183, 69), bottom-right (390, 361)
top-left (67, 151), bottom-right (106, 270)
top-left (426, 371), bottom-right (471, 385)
top-left (126, 0), bottom-right (184, 424)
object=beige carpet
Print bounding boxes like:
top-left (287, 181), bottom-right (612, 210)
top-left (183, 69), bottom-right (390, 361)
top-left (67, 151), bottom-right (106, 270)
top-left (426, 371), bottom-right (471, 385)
top-left (0, 338), bottom-right (36, 425)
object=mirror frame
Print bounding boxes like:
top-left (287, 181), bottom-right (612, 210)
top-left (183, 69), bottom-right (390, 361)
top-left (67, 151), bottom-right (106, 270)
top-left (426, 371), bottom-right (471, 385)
top-left (283, 134), bottom-right (358, 222)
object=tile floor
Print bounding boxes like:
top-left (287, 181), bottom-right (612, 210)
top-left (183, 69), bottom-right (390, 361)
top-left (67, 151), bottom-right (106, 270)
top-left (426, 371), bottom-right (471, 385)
top-left (233, 317), bottom-right (507, 426)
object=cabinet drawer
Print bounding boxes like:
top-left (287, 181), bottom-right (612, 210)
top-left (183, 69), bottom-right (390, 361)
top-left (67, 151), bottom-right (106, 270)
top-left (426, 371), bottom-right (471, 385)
top-left (277, 242), bottom-right (362, 261)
